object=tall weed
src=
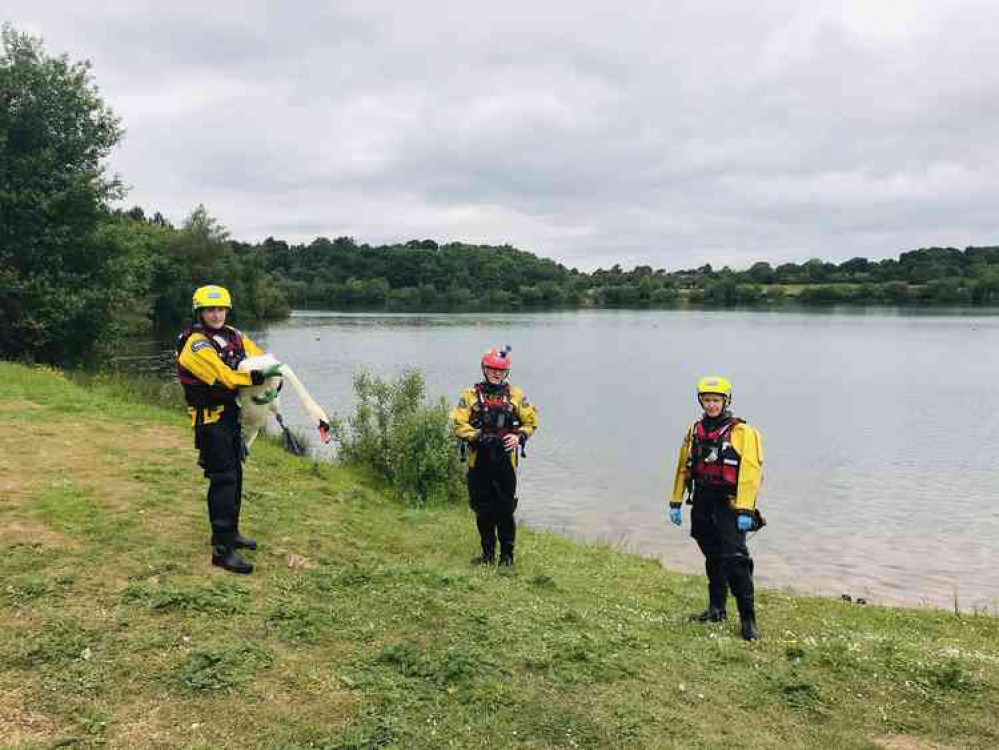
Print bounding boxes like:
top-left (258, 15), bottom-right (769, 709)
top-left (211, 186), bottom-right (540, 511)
top-left (336, 369), bottom-right (465, 506)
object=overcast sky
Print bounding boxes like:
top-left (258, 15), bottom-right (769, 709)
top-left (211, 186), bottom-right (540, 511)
top-left (7, 1), bottom-right (999, 270)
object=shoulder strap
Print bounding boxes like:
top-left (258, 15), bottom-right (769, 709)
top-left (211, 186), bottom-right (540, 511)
top-left (176, 325), bottom-right (210, 355)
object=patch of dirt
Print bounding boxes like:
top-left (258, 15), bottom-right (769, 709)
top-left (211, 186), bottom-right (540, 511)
top-left (118, 422), bottom-right (190, 452)
top-left (0, 443), bottom-right (47, 500)
top-left (107, 686), bottom-right (355, 749)
top-left (875, 736), bottom-right (953, 750)
top-left (0, 477), bottom-right (31, 498)
top-left (0, 399), bottom-right (45, 412)
top-left (0, 520), bottom-right (76, 548)
top-left (0, 689), bottom-right (57, 747)
top-left (105, 700), bottom-right (192, 748)
top-left (285, 553), bottom-right (318, 570)
top-left (0, 418), bottom-right (191, 513)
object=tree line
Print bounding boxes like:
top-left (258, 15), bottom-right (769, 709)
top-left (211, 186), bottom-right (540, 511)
top-left (3, 23), bottom-right (998, 366)
top-left (246, 237), bottom-right (999, 311)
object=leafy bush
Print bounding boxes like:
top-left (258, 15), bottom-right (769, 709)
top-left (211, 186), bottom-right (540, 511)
top-left (336, 369), bottom-right (465, 506)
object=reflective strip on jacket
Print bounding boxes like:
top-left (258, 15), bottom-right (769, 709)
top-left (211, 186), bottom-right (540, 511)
top-left (450, 383), bottom-right (538, 468)
top-left (670, 419), bottom-right (764, 512)
top-left (176, 327), bottom-right (264, 426)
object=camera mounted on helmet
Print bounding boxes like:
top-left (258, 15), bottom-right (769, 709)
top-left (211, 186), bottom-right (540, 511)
top-left (481, 345), bottom-right (512, 386)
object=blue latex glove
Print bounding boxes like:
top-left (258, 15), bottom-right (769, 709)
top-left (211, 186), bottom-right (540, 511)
top-left (737, 514), bottom-right (753, 532)
top-left (668, 506), bottom-right (682, 526)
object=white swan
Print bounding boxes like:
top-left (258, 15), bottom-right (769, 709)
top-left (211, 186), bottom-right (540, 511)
top-left (237, 354), bottom-right (331, 451)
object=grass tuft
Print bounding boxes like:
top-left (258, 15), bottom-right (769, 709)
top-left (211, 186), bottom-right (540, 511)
top-left (178, 643), bottom-right (274, 692)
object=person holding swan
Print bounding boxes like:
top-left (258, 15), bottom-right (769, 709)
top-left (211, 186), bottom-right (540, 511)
top-left (176, 284), bottom-right (281, 575)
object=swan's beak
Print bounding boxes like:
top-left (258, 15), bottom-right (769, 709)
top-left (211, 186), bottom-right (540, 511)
top-left (318, 420), bottom-right (332, 444)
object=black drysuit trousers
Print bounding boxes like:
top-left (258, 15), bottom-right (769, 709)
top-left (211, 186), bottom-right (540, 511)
top-left (690, 487), bottom-right (755, 618)
top-left (467, 450), bottom-right (518, 559)
top-left (195, 408), bottom-right (245, 547)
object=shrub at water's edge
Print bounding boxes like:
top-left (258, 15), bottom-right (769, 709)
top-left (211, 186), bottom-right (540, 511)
top-left (335, 368), bottom-right (466, 506)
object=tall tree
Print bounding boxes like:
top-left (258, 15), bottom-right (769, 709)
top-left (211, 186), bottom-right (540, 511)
top-left (0, 24), bottom-right (133, 363)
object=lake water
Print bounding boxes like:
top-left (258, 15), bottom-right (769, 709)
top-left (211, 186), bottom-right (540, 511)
top-left (145, 309), bottom-right (999, 610)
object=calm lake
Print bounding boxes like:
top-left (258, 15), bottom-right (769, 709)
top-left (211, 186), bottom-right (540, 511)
top-left (145, 308), bottom-right (999, 609)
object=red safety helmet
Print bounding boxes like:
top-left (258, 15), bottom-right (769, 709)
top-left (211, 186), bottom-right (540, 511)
top-left (481, 345), bottom-right (512, 371)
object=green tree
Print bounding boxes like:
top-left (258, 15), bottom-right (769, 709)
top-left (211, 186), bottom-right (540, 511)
top-left (0, 24), bottom-right (131, 363)
top-left (746, 261), bottom-right (775, 284)
top-left (146, 205), bottom-right (289, 325)
top-left (149, 205), bottom-right (235, 325)
top-left (971, 268), bottom-right (999, 304)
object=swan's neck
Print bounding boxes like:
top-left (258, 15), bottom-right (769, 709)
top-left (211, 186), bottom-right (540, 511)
top-left (278, 365), bottom-right (329, 425)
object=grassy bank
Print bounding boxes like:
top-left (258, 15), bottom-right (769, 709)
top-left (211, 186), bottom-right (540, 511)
top-left (1, 362), bottom-right (997, 750)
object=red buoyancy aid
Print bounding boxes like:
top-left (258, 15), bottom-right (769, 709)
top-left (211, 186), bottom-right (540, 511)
top-left (470, 382), bottom-right (520, 437)
top-left (175, 325), bottom-right (248, 409)
top-left (689, 417), bottom-right (744, 491)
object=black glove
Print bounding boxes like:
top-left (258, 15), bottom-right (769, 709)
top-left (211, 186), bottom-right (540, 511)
top-left (475, 433), bottom-right (505, 462)
top-left (249, 363), bottom-right (283, 385)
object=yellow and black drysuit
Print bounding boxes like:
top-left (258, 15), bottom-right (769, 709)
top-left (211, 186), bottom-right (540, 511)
top-left (670, 413), bottom-right (764, 630)
top-left (176, 324), bottom-right (264, 552)
top-left (451, 382), bottom-right (538, 564)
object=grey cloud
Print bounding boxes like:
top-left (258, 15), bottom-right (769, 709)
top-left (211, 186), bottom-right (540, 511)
top-left (6, 1), bottom-right (999, 270)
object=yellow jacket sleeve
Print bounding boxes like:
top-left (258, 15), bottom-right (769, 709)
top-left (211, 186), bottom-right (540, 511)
top-left (511, 386), bottom-right (538, 439)
top-left (730, 423), bottom-right (764, 512)
top-left (177, 333), bottom-right (256, 391)
top-left (450, 388), bottom-right (479, 443)
top-left (242, 335), bottom-right (264, 358)
top-left (670, 426), bottom-right (694, 506)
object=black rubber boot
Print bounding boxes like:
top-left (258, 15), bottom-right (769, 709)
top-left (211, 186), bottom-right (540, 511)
top-left (233, 532), bottom-right (257, 550)
top-left (474, 512), bottom-right (498, 566)
top-left (212, 545), bottom-right (254, 575)
top-left (690, 555), bottom-right (728, 622)
top-left (691, 607), bottom-right (728, 623)
top-left (498, 544), bottom-right (514, 568)
top-left (729, 557), bottom-right (758, 641)
top-left (740, 612), bottom-right (759, 642)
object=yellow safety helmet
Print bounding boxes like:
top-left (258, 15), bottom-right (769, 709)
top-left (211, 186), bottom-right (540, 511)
top-left (192, 284), bottom-right (232, 311)
top-left (696, 375), bottom-right (733, 403)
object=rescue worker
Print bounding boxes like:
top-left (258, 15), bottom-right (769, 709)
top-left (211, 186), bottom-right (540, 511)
top-left (176, 284), bottom-right (282, 575)
top-left (451, 346), bottom-right (538, 567)
top-left (668, 376), bottom-right (764, 641)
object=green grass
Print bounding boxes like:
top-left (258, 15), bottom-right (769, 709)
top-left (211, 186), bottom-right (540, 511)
top-left (1, 361), bottom-right (997, 749)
